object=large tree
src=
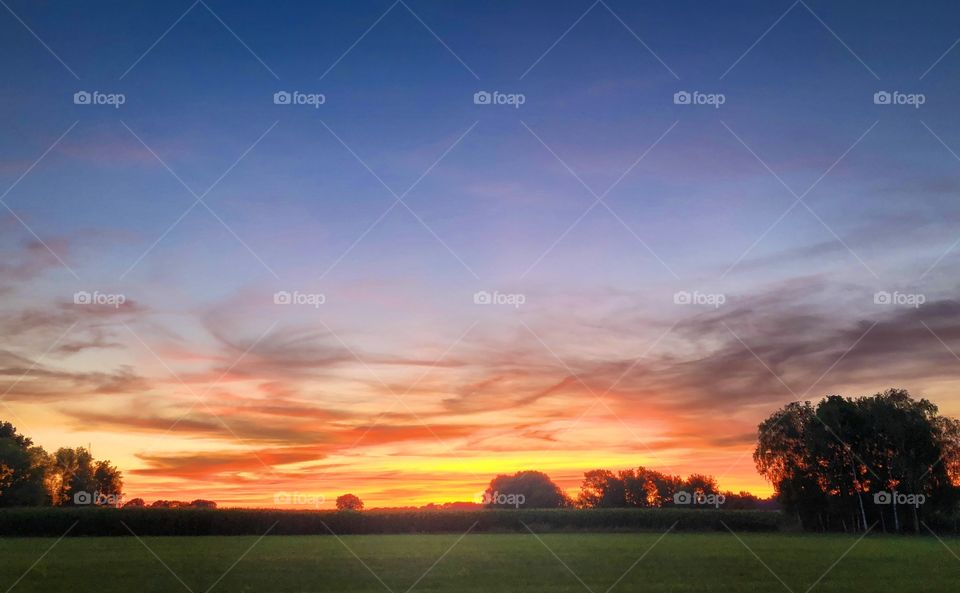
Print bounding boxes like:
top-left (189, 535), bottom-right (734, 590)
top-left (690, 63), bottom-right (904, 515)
top-left (484, 471), bottom-right (568, 508)
top-left (754, 389), bottom-right (960, 532)
top-left (577, 470), bottom-right (625, 508)
top-left (335, 493), bottom-right (364, 511)
top-left (0, 421), bottom-right (51, 506)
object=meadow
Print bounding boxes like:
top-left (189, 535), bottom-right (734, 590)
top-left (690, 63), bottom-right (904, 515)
top-left (2, 532), bottom-right (958, 593)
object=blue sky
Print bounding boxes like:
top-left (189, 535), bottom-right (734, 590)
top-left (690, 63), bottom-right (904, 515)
top-left (3, 0), bottom-right (960, 505)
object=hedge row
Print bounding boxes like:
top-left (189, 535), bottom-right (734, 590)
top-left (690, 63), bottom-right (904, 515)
top-left (0, 507), bottom-right (786, 537)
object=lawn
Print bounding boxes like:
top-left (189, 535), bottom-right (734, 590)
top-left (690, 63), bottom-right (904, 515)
top-left (1, 532), bottom-right (958, 593)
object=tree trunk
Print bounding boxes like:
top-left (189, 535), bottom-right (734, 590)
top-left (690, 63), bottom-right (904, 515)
top-left (893, 494), bottom-right (900, 533)
top-left (857, 492), bottom-right (868, 533)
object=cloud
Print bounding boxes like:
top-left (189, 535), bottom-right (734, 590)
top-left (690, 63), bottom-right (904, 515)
top-left (0, 352), bottom-right (148, 402)
top-left (7, 260), bottom-right (960, 503)
top-left (0, 238), bottom-right (68, 294)
top-left (131, 445), bottom-right (334, 480)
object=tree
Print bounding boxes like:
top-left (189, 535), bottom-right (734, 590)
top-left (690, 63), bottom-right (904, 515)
top-left (93, 460), bottom-right (123, 506)
top-left (642, 469), bottom-right (685, 507)
top-left (754, 401), bottom-right (827, 528)
top-left (122, 498), bottom-right (145, 508)
top-left (485, 471), bottom-right (568, 508)
top-left (189, 499), bottom-right (217, 509)
top-left (578, 467), bottom-right (704, 509)
top-left (151, 500), bottom-right (186, 508)
top-left (0, 423), bottom-right (123, 507)
top-left (336, 494), bottom-right (364, 511)
top-left (683, 474), bottom-right (719, 496)
top-left (0, 421), bottom-right (50, 506)
top-left (50, 447), bottom-right (97, 505)
top-left (577, 470), bottom-right (625, 508)
top-left (755, 389), bottom-right (960, 532)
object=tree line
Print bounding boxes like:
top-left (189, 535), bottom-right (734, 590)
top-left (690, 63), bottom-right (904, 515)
top-left (480, 389), bottom-right (960, 534)
top-left (5, 386), bottom-right (957, 534)
top-left (754, 388), bottom-right (960, 533)
top-left (482, 470), bottom-right (769, 510)
top-left (0, 421), bottom-right (122, 507)
top-left (0, 421), bottom-right (223, 509)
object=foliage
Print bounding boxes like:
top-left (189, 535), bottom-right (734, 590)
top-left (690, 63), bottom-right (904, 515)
top-left (576, 467), bottom-right (740, 509)
top-left (484, 471), bottom-right (569, 508)
top-left (0, 422), bottom-right (122, 507)
top-left (754, 389), bottom-right (960, 532)
top-left (0, 422), bottom-right (51, 507)
top-left (336, 494), bottom-right (364, 511)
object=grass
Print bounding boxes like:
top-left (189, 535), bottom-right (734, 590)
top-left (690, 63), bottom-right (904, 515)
top-left (1, 532), bottom-right (959, 593)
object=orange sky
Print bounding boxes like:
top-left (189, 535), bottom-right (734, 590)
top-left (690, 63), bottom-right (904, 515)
top-left (7, 275), bottom-right (960, 508)
top-left (4, 314), bottom-right (782, 508)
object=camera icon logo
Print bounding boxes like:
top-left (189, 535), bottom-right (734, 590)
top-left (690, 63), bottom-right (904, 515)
top-left (673, 291), bottom-right (692, 305)
top-left (873, 491), bottom-right (892, 505)
top-left (74, 491), bottom-right (93, 505)
top-left (873, 291), bottom-right (891, 305)
top-left (273, 291), bottom-right (292, 305)
top-left (873, 91), bottom-right (891, 105)
top-left (673, 491), bottom-right (692, 505)
top-left (274, 91), bottom-right (291, 105)
top-left (473, 290), bottom-right (492, 305)
top-left (673, 91), bottom-right (691, 105)
top-left (74, 91), bottom-right (91, 105)
top-left (473, 91), bottom-right (491, 105)
top-left (73, 291), bottom-right (92, 305)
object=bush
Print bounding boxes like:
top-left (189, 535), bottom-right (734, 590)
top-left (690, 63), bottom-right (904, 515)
top-left (0, 507), bottom-right (787, 537)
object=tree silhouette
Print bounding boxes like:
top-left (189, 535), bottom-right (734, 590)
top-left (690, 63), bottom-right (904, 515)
top-left (0, 422), bottom-right (123, 507)
top-left (336, 493), bottom-right (364, 511)
top-left (755, 389), bottom-right (960, 532)
top-left (484, 471), bottom-right (568, 508)
top-left (0, 421), bottom-right (49, 506)
top-left (578, 467), bottom-right (713, 508)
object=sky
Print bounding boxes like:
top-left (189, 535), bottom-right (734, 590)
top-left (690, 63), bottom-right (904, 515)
top-left (3, 0), bottom-right (960, 507)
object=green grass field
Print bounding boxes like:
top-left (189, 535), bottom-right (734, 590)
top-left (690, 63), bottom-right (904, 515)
top-left (2, 532), bottom-right (958, 593)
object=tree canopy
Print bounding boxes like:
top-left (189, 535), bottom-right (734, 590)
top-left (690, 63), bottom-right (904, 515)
top-left (483, 471), bottom-right (568, 508)
top-left (575, 467), bottom-right (747, 509)
top-left (755, 388), bottom-right (960, 532)
top-left (336, 493), bottom-right (364, 511)
top-left (0, 421), bottom-right (123, 507)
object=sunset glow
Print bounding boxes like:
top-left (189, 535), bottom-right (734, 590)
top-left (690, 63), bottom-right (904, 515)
top-left (4, 0), bottom-right (960, 510)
